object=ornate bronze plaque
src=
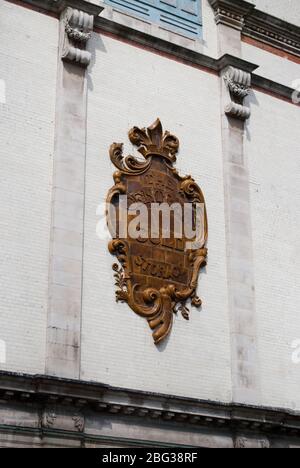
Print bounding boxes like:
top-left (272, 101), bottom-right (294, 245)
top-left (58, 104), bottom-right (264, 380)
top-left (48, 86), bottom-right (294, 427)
top-left (106, 119), bottom-right (208, 344)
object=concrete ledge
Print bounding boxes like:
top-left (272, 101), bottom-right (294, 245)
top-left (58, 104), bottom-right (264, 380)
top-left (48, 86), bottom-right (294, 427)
top-left (95, 17), bottom-right (299, 105)
top-left (6, 0), bottom-right (300, 106)
top-left (252, 74), bottom-right (300, 104)
top-left (11, 0), bottom-right (300, 58)
top-left (244, 9), bottom-right (300, 57)
top-left (7, 0), bottom-right (104, 15)
top-left (94, 16), bottom-right (218, 71)
top-left (216, 54), bottom-right (258, 73)
top-left (0, 371), bottom-right (300, 441)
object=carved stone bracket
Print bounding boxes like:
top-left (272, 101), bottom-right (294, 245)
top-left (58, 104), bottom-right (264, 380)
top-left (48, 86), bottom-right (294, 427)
top-left (61, 8), bottom-right (94, 67)
top-left (223, 66), bottom-right (251, 120)
top-left (208, 0), bottom-right (255, 31)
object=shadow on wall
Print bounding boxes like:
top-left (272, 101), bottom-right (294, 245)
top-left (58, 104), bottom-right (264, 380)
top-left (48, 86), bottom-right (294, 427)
top-left (245, 90), bottom-right (260, 142)
top-left (87, 32), bottom-right (108, 92)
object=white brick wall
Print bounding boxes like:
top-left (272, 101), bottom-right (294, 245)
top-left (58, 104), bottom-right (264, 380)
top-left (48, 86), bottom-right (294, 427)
top-left (246, 91), bottom-right (300, 410)
top-left (0, 2), bottom-right (58, 374)
top-left (81, 33), bottom-right (232, 401)
top-left (1, 0), bottom-right (299, 411)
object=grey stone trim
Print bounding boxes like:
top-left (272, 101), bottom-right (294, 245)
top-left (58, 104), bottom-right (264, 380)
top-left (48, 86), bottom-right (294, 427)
top-left (208, 0), bottom-right (300, 56)
top-left (216, 54), bottom-right (258, 73)
top-left (219, 73), bottom-right (261, 405)
top-left (95, 17), bottom-right (299, 104)
top-left (7, 2), bottom-right (300, 100)
top-left (15, 0), bottom-right (300, 57)
top-left (244, 9), bottom-right (300, 57)
top-left (0, 372), bottom-right (300, 448)
top-left (252, 75), bottom-right (300, 105)
top-left (12, 0), bottom-right (104, 16)
top-left (220, 59), bottom-right (298, 107)
top-left (95, 15), bottom-right (219, 70)
top-left (208, 0), bottom-right (255, 31)
top-left (215, 18), bottom-right (261, 406)
top-left (46, 5), bottom-right (99, 379)
top-left (209, 0), bottom-right (300, 56)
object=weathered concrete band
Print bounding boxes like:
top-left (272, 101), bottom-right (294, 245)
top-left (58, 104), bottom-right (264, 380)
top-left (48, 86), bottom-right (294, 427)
top-left (9, 1), bottom-right (300, 104)
top-left (0, 371), bottom-right (300, 448)
top-left (19, 0), bottom-right (300, 58)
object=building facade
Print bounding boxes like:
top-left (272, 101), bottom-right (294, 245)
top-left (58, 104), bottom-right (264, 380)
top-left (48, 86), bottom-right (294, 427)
top-left (0, 0), bottom-right (300, 448)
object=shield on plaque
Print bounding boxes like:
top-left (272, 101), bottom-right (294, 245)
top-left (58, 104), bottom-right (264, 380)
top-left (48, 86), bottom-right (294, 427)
top-left (106, 119), bottom-right (208, 344)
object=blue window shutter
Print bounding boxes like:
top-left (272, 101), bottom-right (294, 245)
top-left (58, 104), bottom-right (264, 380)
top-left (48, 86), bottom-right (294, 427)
top-left (105, 0), bottom-right (202, 38)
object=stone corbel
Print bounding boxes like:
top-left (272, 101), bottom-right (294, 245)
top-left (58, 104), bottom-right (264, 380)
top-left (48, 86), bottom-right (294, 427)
top-left (223, 66), bottom-right (251, 120)
top-left (61, 8), bottom-right (94, 67)
top-left (208, 0), bottom-right (255, 31)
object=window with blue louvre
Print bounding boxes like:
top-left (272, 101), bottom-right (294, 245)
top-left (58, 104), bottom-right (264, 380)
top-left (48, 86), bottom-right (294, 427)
top-left (105, 0), bottom-right (202, 38)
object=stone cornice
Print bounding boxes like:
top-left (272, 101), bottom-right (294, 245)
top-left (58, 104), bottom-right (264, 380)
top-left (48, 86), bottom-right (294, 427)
top-left (244, 9), bottom-right (300, 57)
top-left (95, 18), bottom-right (299, 105)
top-left (208, 0), bottom-right (300, 57)
top-left (96, 15), bottom-right (300, 105)
top-left (217, 54), bottom-right (258, 73)
top-left (7, 0), bottom-right (300, 104)
top-left (252, 74), bottom-right (299, 103)
top-left (14, 0), bottom-right (300, 58)
top-left (12, 0), bottom-right (104, 16)
top-left (1, 371), bottom-right (300, 439)
top-left (208, 0), bottom-right (255, 31)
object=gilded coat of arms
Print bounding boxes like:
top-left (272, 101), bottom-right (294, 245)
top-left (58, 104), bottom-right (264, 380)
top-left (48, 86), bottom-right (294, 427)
top-left (106, 119), bottom-right (208, 344)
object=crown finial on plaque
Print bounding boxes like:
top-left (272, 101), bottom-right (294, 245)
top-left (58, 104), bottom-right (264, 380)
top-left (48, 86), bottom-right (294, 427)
top-left (128, 118), bottom-right (179, 162)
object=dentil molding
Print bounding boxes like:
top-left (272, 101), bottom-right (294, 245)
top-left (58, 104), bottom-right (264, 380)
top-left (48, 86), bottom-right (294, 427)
top-left (208, 0), bottom-right (300, 57)
top-left (1, 371), bottom-right (300, 445)
top-left (208, 0), bottom-right (255, 31)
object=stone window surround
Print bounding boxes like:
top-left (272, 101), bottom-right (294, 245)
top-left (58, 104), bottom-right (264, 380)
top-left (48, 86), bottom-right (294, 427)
top-left (103, 0), bottom-right (203, 41)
